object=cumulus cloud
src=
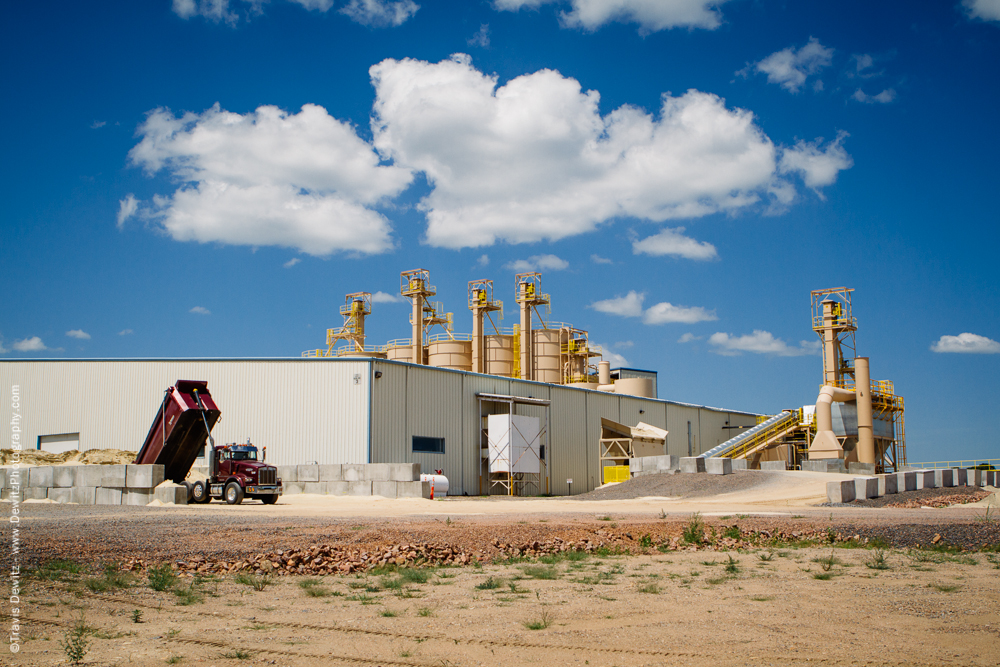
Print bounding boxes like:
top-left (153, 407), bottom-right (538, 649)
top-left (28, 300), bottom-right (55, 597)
top-left (172, 0), bottom-right (254, 26)
top-left (283, 257), bottom-right (301, 268)
top-left (589, 290), bottom-right (716, 324)
top-left (596, 344), bottom-right (628, 367)
top-left (963, 0), bottom-right (1000, 22)
top-left (709, 330), bottom-right (819, 356)
top-left (742, 37), bottom-right (833, 92)
top-left (632, 226), bottom-right (717, 260)
top-left (590, 254), bottom-right (612, 264)
top-left (778, 131), bottom-right (853, 197)
top-left (117, 194), bottom-right (139, 229)
top-left (340, 0), bottom-right (419, 26)
top-left (190, 306), bottom-right (211, 315)
top-left (852, 88), bottom-right (897, 104)
top-left (504, 254), bottom-right (569, 272)
top-left (372, 54), bottom-right (827, 249)
top-left (613, 340), bottom-right (633, 349)
top-left (371, 290), bottom-right (403, 303)
top-left (468, 23), bottom-right (491, 47)
top-left (13, 336), bottom-right (48, 352)
top-left (0, 339), bottom-right (7, 353)
top-left (66, 330), bottom-right (91, 340)
top-left (477, 254), bottom-right (490, 266)
top-left (129, 103), bottom-right (412, 256)
top-left (493, 0), bottom-right (732, 33)
top-left (678, 333), bottom-right (701, 343)
top-left (119, 329), bottom-right (134, 336)
top-left (931, 333), bottom-right (1000, 354)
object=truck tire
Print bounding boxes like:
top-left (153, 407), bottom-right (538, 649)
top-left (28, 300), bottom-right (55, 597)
top-left (225, 481), bottom-right (244, 505)
top-left (260, 495), bottom-right (278, 505)
top-left (192, 480), bottom-right (210, 504)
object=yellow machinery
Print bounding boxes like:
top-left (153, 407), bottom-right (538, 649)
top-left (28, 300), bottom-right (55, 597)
top-left (301, 292), bottom-right (375, 358)
top-left (468, 279), bottom-right (503, 374)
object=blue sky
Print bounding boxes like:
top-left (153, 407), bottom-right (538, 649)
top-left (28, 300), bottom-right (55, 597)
top-left (2, 0), bottom-right (999, 462)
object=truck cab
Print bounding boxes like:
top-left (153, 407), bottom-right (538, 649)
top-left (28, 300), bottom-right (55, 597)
top-left (192, 442), bottom-right (282, 505)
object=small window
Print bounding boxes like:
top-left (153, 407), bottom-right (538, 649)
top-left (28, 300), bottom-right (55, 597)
top-left (412, 436), bottom-right (445, 454)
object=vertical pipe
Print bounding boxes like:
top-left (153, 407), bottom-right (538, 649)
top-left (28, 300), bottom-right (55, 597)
top-left (687, 421), bottom-right (692, 457)
top-left (855, 356), bottom-right (875, 464)
top-left (356, 301), bottom-right (366, 352)
top-left (519, 284), bottom-right (532, 380)
top-left (822, 301), bottom-right (839, 386)
top-left (472, 305), bottom-right (483, 374)
top-left (412, 289), bottom-right (423, 365)
top-left (598, 361), bottom-right (611, 385)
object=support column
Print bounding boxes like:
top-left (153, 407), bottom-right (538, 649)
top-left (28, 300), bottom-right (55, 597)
top-left (412, 292), bottom-right (423, 365)
top-left (519, 284), bottom-right (532, 380)
top-left (471, 305), bottom-right (484, 374)
top-left (855, 356), bottom-right (875, 465)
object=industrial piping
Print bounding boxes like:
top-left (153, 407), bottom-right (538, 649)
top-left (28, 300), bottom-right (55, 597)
top-left (808, 359), bottom-right (874, 462)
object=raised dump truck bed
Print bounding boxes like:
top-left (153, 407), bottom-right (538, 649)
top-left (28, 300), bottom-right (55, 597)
top-left (134, 380), bottom-right (220, 484)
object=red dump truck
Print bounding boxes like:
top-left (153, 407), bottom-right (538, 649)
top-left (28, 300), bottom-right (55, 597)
top-left (134, 380), bottom-right (281, 505)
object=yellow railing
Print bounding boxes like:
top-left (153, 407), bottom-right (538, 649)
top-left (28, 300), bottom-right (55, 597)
top-left (512, 324), bottom-right (521, 379)
top-left (728, 409), bottom-right (802, 459)
top-left (904, 459), bottom-right (999, 469)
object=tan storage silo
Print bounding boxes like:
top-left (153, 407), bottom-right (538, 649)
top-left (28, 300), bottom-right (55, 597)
top-left (485, 334), bottom-right (514, 377)
top-left (567, 382), bottom-right (599, 390)
top-left (427, 339), bottom-right (473, 371)
top-left (385, 340), bottom-right (414, 363)
top-left (533, 328), bottom-right (562, 384)
top-left (613, 377), bottom-right (655, 398)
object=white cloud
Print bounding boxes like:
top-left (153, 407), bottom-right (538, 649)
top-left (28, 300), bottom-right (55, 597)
top-left (119, 329), bottom-right (134, 336)
top-left (283, 257), bottom-right (301, 268)
top-left (468, 23), bottom-right (490, 47)
top-left (590, 254), bottom-right (612, 264)
top-left (129, 103), bottom-right (412, 256)
top-left (778, 131), bottom-right (853, 197)
top-left (596, 343), bottom-right (628, 367)
top-left (13, 336), bottom-right (48, 352)
top-left (190, 306), bottom-right (211, 315)
top-left (117, 194), bottom-right (139, 229)
top-left (371, 290), bottom-right (403, 303)
top-left (745, 37), bottom-right (833, 93)
top-left (0, 339), bottom-right (7, 353)
top-left (964, 0), bottom-right (1000, 22)
top-left (678, 333), bottom-right (701, 343)
top-left (66, 330), bottom-right (91, 340)
top-left (340, 0), bottom-right (419, 27)
top-left (477, 254), bottom-right (490, 266)
top-left (613, 340), bottom-right (633, 349)
top-left (91, 120), bottom-right (107, 129)
top-left (172, 0), bottom-right (249, 25)
top-left (371, 55), bottom-right (823, 249)
top-left (851, 88), bottom-right (897, 104)
top-left (493, 0), bottom-right (732, 33)
top-left (632, 226), bottom-right (717, 260)
top-left (931, 333), bottom-right (1000, 354)
top-left (590, 290), bottom-right (716, 324)
top-left (708, 330), bottom-right (819, 356)
top-left (289, 0), bottom-right (335, 9)
top-left (504, 254), bottom-right (569, 272)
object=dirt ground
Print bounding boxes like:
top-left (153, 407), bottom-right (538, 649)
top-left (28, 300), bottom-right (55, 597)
top-left (2, 472), bottom-right (999, 666)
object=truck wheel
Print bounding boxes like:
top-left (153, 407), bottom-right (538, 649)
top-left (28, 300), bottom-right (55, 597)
top-left (225, 481), bottom-right (244, 505)
top-left (260, 495), bottom-right (278, 505)
top-left (192, 481), bottom-right (210, 504)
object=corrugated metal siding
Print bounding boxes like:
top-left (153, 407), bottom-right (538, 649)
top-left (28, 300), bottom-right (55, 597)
top-left (405, 365), bottom-right (465, 493)
top-left (548, 386), bottom-right (588, 496)
top-left (586, 391), bottom-right (621, 490)
top-left (666, 404), bottom-right (701, 457)
top-left (0, 359), bottom-right (370, 467)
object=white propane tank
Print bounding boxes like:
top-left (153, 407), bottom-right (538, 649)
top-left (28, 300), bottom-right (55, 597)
top-left (420, 471), bottom-right (449, 497)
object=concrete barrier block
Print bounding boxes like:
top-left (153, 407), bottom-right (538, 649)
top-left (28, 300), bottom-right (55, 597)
top-left (326, 481), bottom-right (349, 495)
top-left (24, 487), bottom-right (48, 500)
top-left (372, 481), bottom-right (397, 498)
top-left (52, 466), bottom-right (77, 488)
top-left (73, 466), bottom-right (106, 487)
top-left (318, 464), bottom-right (343, 481)
top-left (730, 458), bottom-right (748, 471)
top-left (653, 455), bottom-right (680, 472)
top-left (342, 464), bottom-right (366, 482)
top-left (802, 459), bottom-right (847, 474)
top-left (348, 481), bottom-right (373, 496)
top-left (124, 489), bottom-right (154, 506)
top-left (301, 482), bottom-right (327, 494)
top-left (102, 465), bottom-right (127, 487)
top-left (96, 487), bottom-right (123, 505)
top-left (71, 487), bottom-right (97, 505)
top-left (896, 471), bottom-right (916, 492)
top-left (877, 474), bottom-right (898, 495)
top-left (954, 469), bottom-right (968, 487)
top-left (986, 470), bottom-right (997, 487)
top-left (366, 463), bottom-right (391, 481)
top-left (706, 458), bottom-right (732, 475)
top-left (680, 457), bottom-right (706, 473)
top-left (915, 471), bottom-right (935, 490)
top-left (282, 482), bottom-right (304, 495)
top-left (933, 469), bottom-right (955, 488)
top-left (389, 463), bottom-right (420, 481)
top-left (397, 481), bottom-right (431, 499)
top-left (760, 461), bottom-right (787, 471)
top-left (827, 480), bottom-right (856, 503)
top-left (0, 468), bottom-right (6, 490)
top-left (629, 458), bottom-right (643, 475)
top-left (126, 464), bottom-right (164, 489)
top-left (848, 462), bottom-right (876, 475)
top-left (276, 466), bottom-right (298, 483)
top-left (967, 469), bottom-right (982, 486)
top-left (47, 487), bottom-right (73, 503)
top-left (297, 465), bottom-right (320, 483)
top-left (28, 466), bottom-right (54, 487)
top-left (154, 483), bottom-right (188, 505)
top-left (854, 477), bottom-right (879, 499)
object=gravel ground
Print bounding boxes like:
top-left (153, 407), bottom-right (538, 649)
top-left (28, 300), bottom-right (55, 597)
top-left (823, 486), bottom-right (991, 508)
top-left (572, 469), bottom-right (781, 500)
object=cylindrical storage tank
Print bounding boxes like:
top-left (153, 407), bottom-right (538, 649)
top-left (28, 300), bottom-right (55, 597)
top-left (613, 377), bottom-right (655, 398)
top-left (598, 360), bottom-right (611, 385)
top-left (567, 382), bottom-right (599, 390)
top-left (336, 350), bottom-right (388, 359)
top-left (485, 335), bottom-right (514, 377)
top-left (420, 473), bottom-right (449, 497)
top-left (385, 344), bottom-right (413, 363)
top-left (427, 339), bottom-right (473, 371)
top-left (533, 329), bottom-right (562, 384)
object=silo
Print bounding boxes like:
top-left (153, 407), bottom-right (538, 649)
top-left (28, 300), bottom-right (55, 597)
top-left (613, 377), bottom-right (656, 398)
top-left (385, 340), bottom-right (414, 363)
top-left (427, 337), bottom-right (473, 371)
top-left (533, 328), bottom-right (563, 384)
top-left (485, 334), bottom-right (515, 377)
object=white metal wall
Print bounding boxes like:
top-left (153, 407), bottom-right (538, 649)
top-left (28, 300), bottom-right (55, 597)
top-left (0, 359), bottom-right (371, 467)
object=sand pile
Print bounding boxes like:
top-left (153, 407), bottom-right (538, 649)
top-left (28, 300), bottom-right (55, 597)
top-left (0, 448), bottom-right (136, 465)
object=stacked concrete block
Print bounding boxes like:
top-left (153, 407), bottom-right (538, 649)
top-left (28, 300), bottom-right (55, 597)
top-left (967, 469), bottom-right (982, 487)
top-left (124, 489), bottom-right (154, 506)
top-left (629, 455), bottom-right (679, 477)
top-left (24, 487), bottom-right (49, 500)
top-left (896, 471), bottom-right (917, 492)
top-left (296, 465), bottom-right (320, 483)
top-left (827, 480), bottom-right (856, 503)
top-left (954, 469), bottom-right (968, 487)
top-left (74, 466), bottom-right (106, 488)
top-left (282, 482), bottom-right (305, 495)
top-left (47, 487), bottom-right (73, 503)
top-left (706, 458), bottom-right (733, 475)
top-left (372, 481), bottom-right (397, 498)
top-left (101, 465), bottom-right (127, 488)
top-left (848, 462), bottom-right (876, 475)
top-left (348, 481), bottom-right (373, 496)
top-left (390, 463), bottom-right (421, 481)
top-left (71, 486), bottom-right (97, 505)
top-left (52, 466), bottom-right (77, 488)
top-left (318, 464), bottom-right (343, 481)
top-left (915, 471), bottom-right (935, 490)
top-left (96, 487), bottom-right (123, 505)
top-left (730, 459), bottom-right (748, 471)
top-left (326, 481), bottom-right (350, 495)
top-left (154, 482), bottom-right (188, 505)
top-left (932, 469), bottom-right (955, 488)
top-left (126, 464), bottom-right (164, 489)
top-left (680, 457), bottom-right (706, 473)
top-left (760, 461), bottom-right (787, 471)
top-left (987, 470), bottom-right (998, 486)
top-left (397, 481), bottom-right (431, 498)
top-left (365, 463), bottom-right (392, 482)
top-left (876, 474), bottom-right (898, 496)
top-left (301, 482), bottom-right (327, 494)
top-left (276, 466), bottom-right (298, 483)
top-left (342, 464), bottom-right (367, 482)
top-left (28, 466), bottom-right (54, 488)
top-left (854, 477), bottom-right (879, 500)
top-left (801, 459), bottom-right (847, 474)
